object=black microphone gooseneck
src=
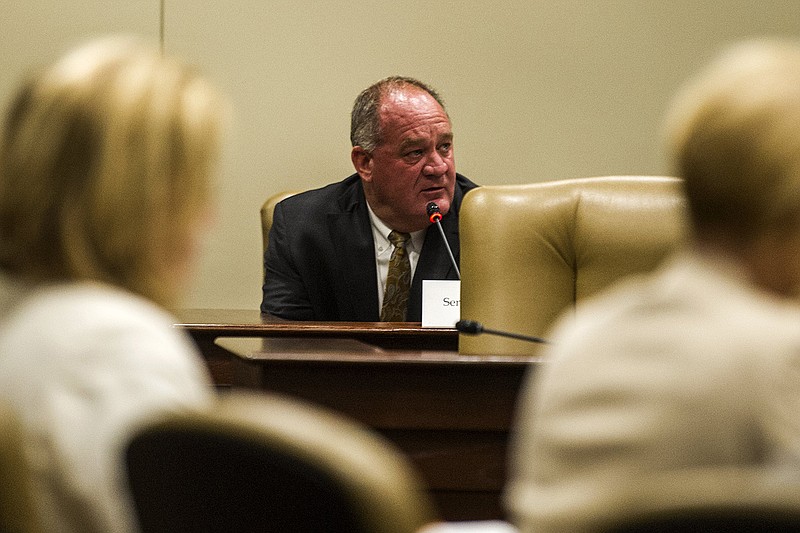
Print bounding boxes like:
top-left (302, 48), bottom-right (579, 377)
top-left (456, 319), bottom-right (549, 344)
top-left (426, 201), bottom-right (460, 280)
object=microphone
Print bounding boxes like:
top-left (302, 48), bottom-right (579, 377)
top-left (426, 201), bottom-right (460, 279)
top-left (456, 319), bottom-right (549, 344)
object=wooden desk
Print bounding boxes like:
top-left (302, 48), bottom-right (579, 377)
top-left (175, 309), bottom-right (459, 385)
top-left (174, 310), bottom-right (542, 521)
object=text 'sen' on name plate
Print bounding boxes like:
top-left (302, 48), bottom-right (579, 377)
top-left (421, 280), bottom-right (460, 328)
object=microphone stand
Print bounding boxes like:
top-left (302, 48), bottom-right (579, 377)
top-left (426, 202), bottom-right (461, 279)
top-left (456, 319), bottom-right (549, 344)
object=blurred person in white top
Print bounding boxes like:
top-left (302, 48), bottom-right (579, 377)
top-left (506, 39), bottom-right (800, 533)
top-left (0, 36), bottom-right (226, 532)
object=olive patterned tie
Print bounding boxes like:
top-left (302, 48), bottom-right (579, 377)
top-left (380, 231), bottom-right (412, 321)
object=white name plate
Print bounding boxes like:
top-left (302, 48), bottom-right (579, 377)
top-left (421, 280), bottom-right (461, 328)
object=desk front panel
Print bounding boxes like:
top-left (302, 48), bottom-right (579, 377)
top-left (219, 336), bottom-right (540, 522)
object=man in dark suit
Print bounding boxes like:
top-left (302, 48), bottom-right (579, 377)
top-left (261, 77), bottom-right (478, 321)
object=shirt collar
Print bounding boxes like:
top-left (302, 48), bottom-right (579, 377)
top-left (366, 202), bottom-right (426, 252)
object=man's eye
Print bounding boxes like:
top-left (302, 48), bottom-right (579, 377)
top-left (406, 149), bottom-right (424, 157)
top-left (438, 143), bottom-right (452, 153)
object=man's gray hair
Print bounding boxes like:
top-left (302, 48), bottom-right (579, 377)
top-left (350, 76), bottom-right (447, 152)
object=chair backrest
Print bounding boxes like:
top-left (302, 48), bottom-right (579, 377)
top-left (605, 507), bottom-right (800, 533)
top-left (510, 467), bottom-right (800, 533)
top-left (0, 402), bottom-right (40, 533)
top-left (459, 176), bottom-right (688, 355)
top-left (600, 471), bottom-right (800, 533)
top-left (260, 191), bottom-right (301, 263)
top-left (125, 392), bottom-right (437, 533)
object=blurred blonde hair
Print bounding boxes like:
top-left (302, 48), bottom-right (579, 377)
top-left (664, 39), bottom-right (800, 243)
top-left (0, 36), bottom-right (225, 307)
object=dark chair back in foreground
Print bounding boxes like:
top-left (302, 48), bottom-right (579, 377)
top-left (125, 392), bottom-right (437, 533)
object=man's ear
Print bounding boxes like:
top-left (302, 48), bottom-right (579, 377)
top-left (351, 146), bottom-right (373, 181)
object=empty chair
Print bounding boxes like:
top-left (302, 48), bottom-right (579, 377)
top-left (125, 392), bottom-right (437, 533)
top-left (459, 176), bottom-right (688, 355)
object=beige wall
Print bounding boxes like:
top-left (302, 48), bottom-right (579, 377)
top-left (3, 1), bottom-right (800, 309)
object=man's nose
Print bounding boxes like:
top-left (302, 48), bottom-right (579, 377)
top-left (423, 152), bottom-right (448, 176)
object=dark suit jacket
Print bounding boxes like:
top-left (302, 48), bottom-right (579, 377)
top-left (261, 173), bottom-right (478, 321)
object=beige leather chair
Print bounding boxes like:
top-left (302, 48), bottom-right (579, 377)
top-left (125, 392), bottom-right (437, 533)
top-left (260, 191), bottom-right (300, 263)
top-left (0, 403), bottom-right (41, 533)
top-left (515, 467), bottom-right (800, 533)
top-left (459, 176), bottom-right (688, 355)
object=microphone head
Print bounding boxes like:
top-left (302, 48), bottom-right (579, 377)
top-left (455, 319), bottom-right (483, 335)
top-left (426, 201), bottom-right (442, 223)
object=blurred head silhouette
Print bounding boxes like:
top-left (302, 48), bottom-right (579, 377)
top-left (665, 39), bottom-right (800, 297)
top-left (0, 36), bottom-right (226, 307)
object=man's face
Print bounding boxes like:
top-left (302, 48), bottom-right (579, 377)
top-left (353, 87), bottom-right (456, 232)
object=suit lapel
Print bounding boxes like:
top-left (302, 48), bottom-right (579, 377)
top-left (328, 182), bottom-right (380, 321)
